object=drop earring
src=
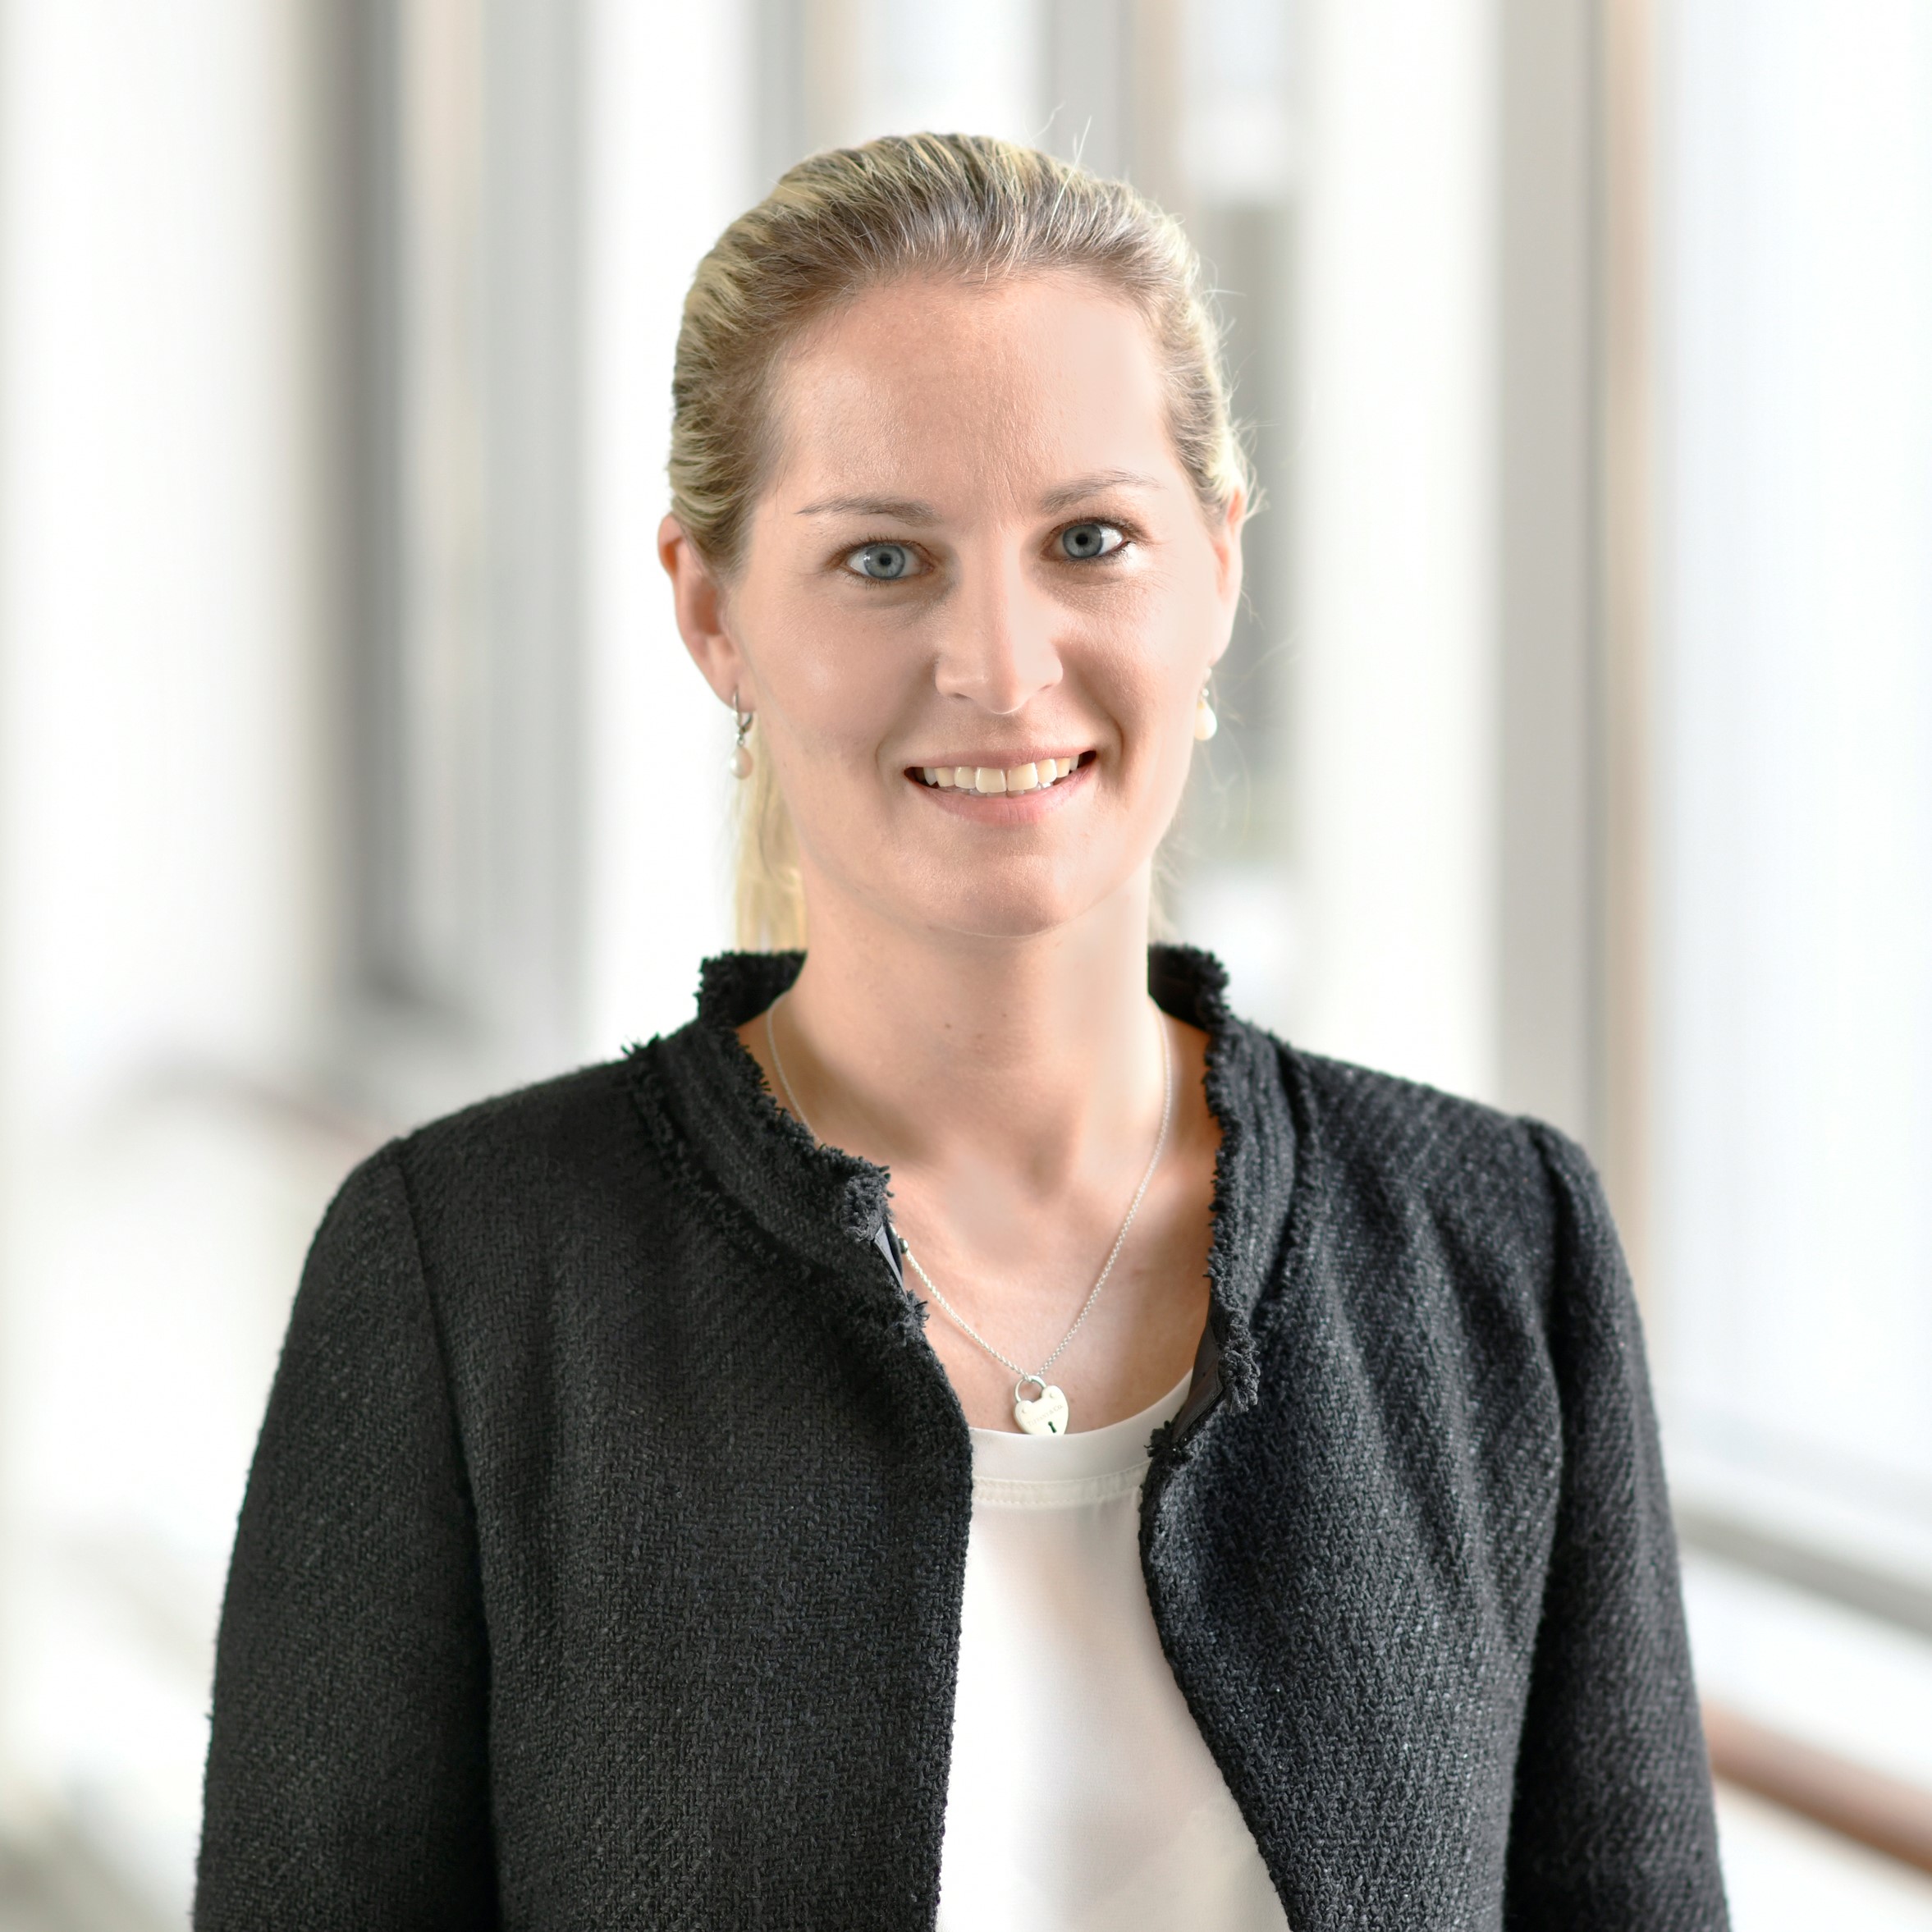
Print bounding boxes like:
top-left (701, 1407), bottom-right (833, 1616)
top-left (1193, 678), bottom-right (1219, 742)
top-left (729, 691), bottom-right (754, 778)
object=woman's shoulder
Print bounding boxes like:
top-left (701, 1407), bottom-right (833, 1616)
top-left (396, 1051), bottom-right (644, 1190)
top-left (1288, 1034), bottom-right (1572, 1186)
top-left (1255, 1025), bottom-right (1616, 1316)
top-left (315, 1049), bottom-right (680, 1280)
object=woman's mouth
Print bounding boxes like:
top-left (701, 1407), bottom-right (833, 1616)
top-left (909, 752), bottom-right (1093, 796)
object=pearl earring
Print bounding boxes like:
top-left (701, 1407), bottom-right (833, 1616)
top-left (1193, 680), bottom-right (1219, 742)
top-left (729, 691), bottom-right (753, 778)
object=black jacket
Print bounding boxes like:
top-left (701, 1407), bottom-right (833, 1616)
top-left (195, 946), bottom-right (1728, 1930)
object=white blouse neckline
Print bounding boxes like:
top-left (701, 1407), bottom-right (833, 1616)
top-left (964, 1371), bottom-right (1195, 1503)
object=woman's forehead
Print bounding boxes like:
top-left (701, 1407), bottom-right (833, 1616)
top-left (762, 275), bottom-right (1179, 510)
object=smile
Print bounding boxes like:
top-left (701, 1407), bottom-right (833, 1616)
top-left (913, 755), bottom-right (1086, 796)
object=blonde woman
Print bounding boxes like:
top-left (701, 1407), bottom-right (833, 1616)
top-left (196, 135), bottom-right (1728, 1930)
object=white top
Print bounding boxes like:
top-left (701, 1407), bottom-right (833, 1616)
top-left (936, 1375), bottom-right (1291, 1932)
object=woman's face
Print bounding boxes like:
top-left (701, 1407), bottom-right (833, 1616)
top-left (667, 270), bottom-right (1244, 942)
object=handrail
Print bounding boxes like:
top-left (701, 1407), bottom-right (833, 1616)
top-left (1705, 1700), bottom-right (1932, 1877)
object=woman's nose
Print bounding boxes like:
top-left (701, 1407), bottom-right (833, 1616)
top-left (932, 548), bottom-right (1062, 716)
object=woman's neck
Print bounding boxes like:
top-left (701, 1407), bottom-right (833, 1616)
top-left (766, 868), bottom-right (1169, 1199)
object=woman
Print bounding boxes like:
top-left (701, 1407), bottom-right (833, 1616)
top-left (195, 134), bottom-right (1728, 1930)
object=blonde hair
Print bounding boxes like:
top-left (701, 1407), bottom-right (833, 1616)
top-left (667, 131), bottom-right (1257, 949)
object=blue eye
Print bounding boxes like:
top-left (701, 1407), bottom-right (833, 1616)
top-left (1060, 522), bottom-right (1125, 561)
top-left (847, 542), bottom-right (918, 582)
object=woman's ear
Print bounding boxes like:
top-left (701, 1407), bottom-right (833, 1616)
top-left (658, 512), bottom-right (754, 708)
top-left (1206, 488), bottom-right (1246, 669)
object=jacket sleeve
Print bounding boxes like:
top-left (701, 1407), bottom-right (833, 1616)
top-left (194, 1147), bottom-right (497, 1931)
top-left (1504, 1124), bottom-right (1729, 1930)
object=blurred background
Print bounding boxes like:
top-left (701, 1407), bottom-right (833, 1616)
top-left (0, 0), bottom-right (1927, 1924)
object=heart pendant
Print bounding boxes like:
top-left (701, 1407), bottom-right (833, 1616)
top-left (1013, 1380), bottom-right (1069, 1436)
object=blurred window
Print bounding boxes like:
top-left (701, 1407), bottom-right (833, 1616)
top-left (1655, 4), bottom-right (1932, 1597)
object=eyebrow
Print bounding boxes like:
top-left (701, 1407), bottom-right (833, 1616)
top-left (1039, 469), bottom-right (1161, 512)
top-left (796, 492), bottom-right (941, 524)
top-left (794, 469), bottom-right (1161, 522)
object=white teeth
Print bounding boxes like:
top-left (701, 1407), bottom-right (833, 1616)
top-left (919, 757), bottom-right (1082, 794)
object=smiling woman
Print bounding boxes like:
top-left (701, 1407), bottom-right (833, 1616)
top-left (194, 134), bottom-right (1729, 1931)
top-left (664, 136), bottom-right (1250, 960)
top-left (674, 266), bottom-right (1236, 963)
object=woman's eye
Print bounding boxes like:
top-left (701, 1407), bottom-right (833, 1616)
top-left (845, 541), bottom-right (921, 583)
top-left (1058, 521), bottom-right (1127, 561)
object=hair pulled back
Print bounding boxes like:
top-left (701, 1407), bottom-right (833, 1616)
top-left (667, 131), bottom-right (1256, 948)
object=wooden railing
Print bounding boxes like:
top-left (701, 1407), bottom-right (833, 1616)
top-left (1705, 1701), bottom-right (1932, 1877)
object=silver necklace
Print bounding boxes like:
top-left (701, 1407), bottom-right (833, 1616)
top-left (764, 997), bottom-right (1174, 1435)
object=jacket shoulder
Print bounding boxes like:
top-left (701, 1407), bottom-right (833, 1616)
top-left (393, 1055), bottom-right (639, 1176)
top-left (1286, 1041), bottom-right (1550, 1176)
top-left (1275, 1038), bottom-right (1602, 1306)
top-left (323, 1055), bottom-right (653, 1271)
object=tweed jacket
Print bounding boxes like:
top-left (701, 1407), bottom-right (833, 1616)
top-left (195, 945), bottom-right (1728, 1930)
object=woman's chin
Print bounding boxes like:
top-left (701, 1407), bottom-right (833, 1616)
top-left (803, 842), bottom-right (1153, 945)
top-left (894, 871), bottom-right (1146, 944)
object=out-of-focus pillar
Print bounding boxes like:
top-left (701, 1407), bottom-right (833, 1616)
top-left (1497, 0), bottom-right (1600, 1156)
top-left (1289, 0), bottom-right (1502, 1103)
top-left (578, 0), bottom-right (751, 1052)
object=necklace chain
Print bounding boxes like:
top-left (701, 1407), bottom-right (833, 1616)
top-left (763, 996), bottom-right (1175, 1391)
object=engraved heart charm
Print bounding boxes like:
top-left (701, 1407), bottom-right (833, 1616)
top-left (1013, 1380), bottom-right (1069, 1436)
